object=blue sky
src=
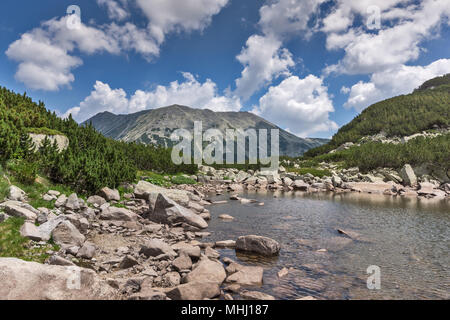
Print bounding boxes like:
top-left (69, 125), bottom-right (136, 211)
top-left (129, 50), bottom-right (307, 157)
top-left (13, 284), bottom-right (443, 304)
top-left (0, 0), bottom-right (449, 138)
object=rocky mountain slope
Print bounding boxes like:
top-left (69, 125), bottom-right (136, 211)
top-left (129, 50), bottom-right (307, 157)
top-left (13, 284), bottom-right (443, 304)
top-left (84, 105), bottom-right (329, 157)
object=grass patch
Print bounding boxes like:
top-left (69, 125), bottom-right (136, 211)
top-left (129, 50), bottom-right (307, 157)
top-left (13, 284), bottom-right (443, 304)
top-left (170, 175), bottom-right (197, 185)
top-left (139, 171), bottom-right (172, 187)
top-left (0, 217), bottom-right (60, 263)
top-left (287, 167), bottom-right (332, 178)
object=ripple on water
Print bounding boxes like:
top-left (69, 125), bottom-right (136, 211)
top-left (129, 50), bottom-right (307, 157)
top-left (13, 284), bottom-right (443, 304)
top-left (204, 190), bottom-right (450, 300)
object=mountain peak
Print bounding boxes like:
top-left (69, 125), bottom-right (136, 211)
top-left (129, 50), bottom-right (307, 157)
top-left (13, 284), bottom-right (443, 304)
top-left (84, 106), bottom-right (328, 157)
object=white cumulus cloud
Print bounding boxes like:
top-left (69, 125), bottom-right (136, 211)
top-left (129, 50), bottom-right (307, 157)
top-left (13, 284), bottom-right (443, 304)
top-left (343, 59), bottom-right (450, 111)
top-left (66, 73), bottom-right (242, 122)
top-left (323, 0), bottom-right (450, 75)
top-left (253, 75), bottom-right (338, 137)
top-left (234, 0), bottom-right (325, 101)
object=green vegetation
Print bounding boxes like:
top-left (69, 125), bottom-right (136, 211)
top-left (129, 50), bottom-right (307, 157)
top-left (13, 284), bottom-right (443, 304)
top-left (139, 171), bottom-right (197, 187)
top-left (300, 76), bottom-right (450, 173)
top-left (0, 87), bottom-right (197, 195)
top-left (0, 217), bottom-right (60, 263)
top-left (305, 78), bottom-right (450, 158)
top-left (305, 134), bottom-right (450, 172)
top-left (26, 127), bottom-right (64, 136)
top-left (287, 167), bottom-right (332, 178)
top-left (171, 175), bottom-right (197, 185)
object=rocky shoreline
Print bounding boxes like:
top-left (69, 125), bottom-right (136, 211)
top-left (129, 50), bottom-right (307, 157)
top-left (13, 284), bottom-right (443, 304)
top-left (0, 163), bottom-right (448, 301)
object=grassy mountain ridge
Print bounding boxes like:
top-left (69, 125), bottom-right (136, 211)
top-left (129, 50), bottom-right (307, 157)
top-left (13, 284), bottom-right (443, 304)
top-left (305, 75), bottom-right (450, 158)
top-left (84, 104), bottom-right (329, 157)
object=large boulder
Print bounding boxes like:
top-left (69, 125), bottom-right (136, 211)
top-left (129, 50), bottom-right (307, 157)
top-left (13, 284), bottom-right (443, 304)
top-left (400, 164), bottom-right (417, 187)
top-left (139, 239), bottom-right (177, 258)
top-left (166, 282), bottom-right (220, 300)
top-left (0, 258), bottom-right (117, 300)
top-left (99, 187), bottom-right (120, 202)
top-left (134, 181), bottom-right (190, 205)
top-left (99, 207), bottom-right (138, 221)
top-left (7, 186), bottom-right (26, 201)
top-left (236, 235), bottom-right (281, 256)
top-left (151, 194), bottom-right (208, 229)
top-left (183, 258), bottom-right (226, 285)
top-left (51, 221), bottom-right (85, 248)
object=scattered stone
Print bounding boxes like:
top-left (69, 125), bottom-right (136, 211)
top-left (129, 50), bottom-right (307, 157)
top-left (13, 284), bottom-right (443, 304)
top-left (87, 195), bottom-right (106, 207)
top-left (51, 221), bottom-right (85, 248)
top-left (0, 258), bottom-right (118, 300)
top-left (236, 235), bottom-right (281, 256)
top-left (99, 187), bottom-right (121, 202)
top-left (166, 282), bottom-right (220, 300)
top-left (172, 242), bottom-right (201, 259)
top-left (65, 194), bottom-right (80, 211)
top-left (400, 164), bottom-right (417, 187)
top-left (37, 216), bottom-right (66, 241)
top-left (163, 272), bottom-right (181, 287)
top-left (184, 258), bottom-right (226, 285)
top-left (215, 240), bottom-right (236, 248)
top-left (77, 242), bottom-right (96, 259)
top-left (119, 255), bottom-right (139, 269)
top-left (8, 186), bottom-right (26, 201)
top-left (297, 296), bottom-right (317, 300)
top-left (205, 247), bottom-right (220, 259)
top-left (218, 214), bottom-right (234, 221)
top-left (173, 254), bottom-right (193, 271)
top-left (99, 207), bottom-right (138, 221)
top-left (4, 203), bottom-right (37, 222)
top-left (240, 291), bottom-right (275, 300)
top-left (48, 255), bottom-right (75, 266)
top-left (278, 267), bottom-right (289, 278)
top-left (140, 239), bottom-right (177, 258)
top-left (55, 195), bottom-right (68, 208)
top-left (226, 263), bottom-right (264, 286)
top-left (20, 222), bottom-right (42, 241)
top-left (151, 194), bottom-right (208, 229)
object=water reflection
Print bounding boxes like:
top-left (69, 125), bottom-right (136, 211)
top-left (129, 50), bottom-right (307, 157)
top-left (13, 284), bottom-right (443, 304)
top-left (204, 190), bottom-right (450, 300)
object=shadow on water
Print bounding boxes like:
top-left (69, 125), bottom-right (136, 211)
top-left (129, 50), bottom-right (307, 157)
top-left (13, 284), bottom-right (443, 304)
top-left (204, 190), bottom-right (450, 300)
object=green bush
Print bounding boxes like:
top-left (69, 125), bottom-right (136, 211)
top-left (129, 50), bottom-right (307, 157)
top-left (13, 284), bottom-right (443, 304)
top-left (287, 167), bottom-right (332, 178)
top-left (6, 160), bottom-right (38, 184)
top-left (171, 175), bottom-right (197, 185)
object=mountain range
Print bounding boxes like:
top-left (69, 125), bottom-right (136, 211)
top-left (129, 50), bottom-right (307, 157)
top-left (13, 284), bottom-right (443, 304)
top-left (83, 105), bottom-right (329, 157)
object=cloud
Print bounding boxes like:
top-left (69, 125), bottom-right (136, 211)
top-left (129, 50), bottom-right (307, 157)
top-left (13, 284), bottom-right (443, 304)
top-left (5, 16), bottom-right (149, 90)
top-left (343, 59), bottom-right (450, 111)
top-left (135, 0), bottom-right (229, 44)
top-left (67, 73), bottom-right (242, 122)
top-left (323, 0), bottom-right (450, 75)
top-left (253, 75), bottom-right (338, 137)
top-left (234, 35), bottom-right (294, 101)
top-left (97, 0), bottom-right (129, 21)
top-left (234, 0), bottom-right (325, 101)
top-left (6, 32), bottom-right (83, 91)
top-left (7, 1), bottom-right (229, 91)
